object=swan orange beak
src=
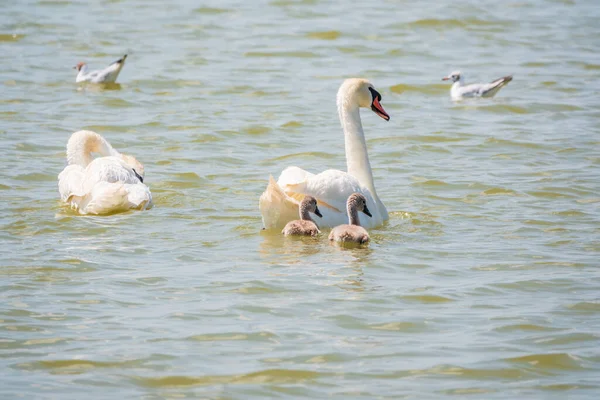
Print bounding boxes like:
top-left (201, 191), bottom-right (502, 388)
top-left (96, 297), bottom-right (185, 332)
top-left (371, 97), bottom-right (390, 121)
top-left (442, 76), bottom-right (450, 81)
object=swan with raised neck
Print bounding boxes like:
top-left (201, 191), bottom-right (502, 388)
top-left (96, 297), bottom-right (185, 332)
top-left (282, 196), bottom-right (322, 236)
top-left (259, 78), bottom-right (390, 230)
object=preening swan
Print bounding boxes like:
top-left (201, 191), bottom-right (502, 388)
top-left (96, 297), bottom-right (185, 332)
top-left (74, 54), bottom-right (127, 83)
top-left (259, 78), bottom-right (390, 230)
top-left (58, 130), bottom-right (152, 215)
top-left (282, 196), bottom-right (322, 237)
top-left (442, 71), bottom-right (512, 100)
top-left (329, 193), bottom-right (371, 244)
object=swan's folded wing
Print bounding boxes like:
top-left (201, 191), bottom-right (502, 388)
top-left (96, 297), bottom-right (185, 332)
top-left (79, 182), bottom-right (130, 215)
top-left (58, 165), bottom-right (85, 201)
top-left (81, 157), bottom-right (140, 193)
top-left (284, 169), bottom-right (366, 213)
top-left (277, 166), bottom-right (315, 188)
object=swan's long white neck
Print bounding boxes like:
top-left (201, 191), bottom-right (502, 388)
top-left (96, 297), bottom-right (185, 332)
top-left (338, 98), bottom-right (378, 200)
top-left (66, 130), bottom-right (120, 167)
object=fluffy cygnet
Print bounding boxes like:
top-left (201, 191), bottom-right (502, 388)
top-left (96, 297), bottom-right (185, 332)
top-left (329, 193), bottom-right (372, 244)
top-left (282, 196), bottom-right (322, 236)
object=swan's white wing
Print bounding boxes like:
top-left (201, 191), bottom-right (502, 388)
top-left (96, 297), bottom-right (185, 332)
top-left (77, 181), bottom-right (131, 215)
top-left (259, 168), bottom-right (383, 229)
top-left (81, 157), bottom-right (141, 193)
top-left (283, 169), bottom-right (382, 229)
top-left (277, 166), bottom-right (315, 187)
top-left (58, 164), bottom-right (85, 201)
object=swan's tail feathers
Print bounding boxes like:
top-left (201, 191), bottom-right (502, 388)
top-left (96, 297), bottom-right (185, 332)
top-left (259, 175), bottom-right (300, 230)
top-left (76, 182), bottom-right (131, 215)
top-left (58, 165), bottom-right (85, 202)
top-left (124, 183), bottom-right (153, 210)
top-left (482, 75), bottom-right (512, 97)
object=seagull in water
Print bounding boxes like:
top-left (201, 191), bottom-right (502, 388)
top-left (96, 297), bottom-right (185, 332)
top-left (74, 54), bottom-right (127, 83)
top-left (442, 71), bottom-right (512, 100)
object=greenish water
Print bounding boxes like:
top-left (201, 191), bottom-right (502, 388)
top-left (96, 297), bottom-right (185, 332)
top-left (1, 0), bottom-right (600, 398)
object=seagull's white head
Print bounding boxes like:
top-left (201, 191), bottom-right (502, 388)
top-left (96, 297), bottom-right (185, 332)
top-left (442, 71), bottom-right (462, 83)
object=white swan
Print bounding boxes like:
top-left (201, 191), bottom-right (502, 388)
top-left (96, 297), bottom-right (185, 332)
top-left (259, 78), bottom-right (390, 230)
top-left (58, 130), bottom-right (152, 215)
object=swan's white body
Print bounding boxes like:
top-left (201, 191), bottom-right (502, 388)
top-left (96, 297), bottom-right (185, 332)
top-left (259, 78), bottom-right (390, 230)
top-left (443, 71), bottom-right (512, 100)
top-left (58, 130), bottom-right (152, 215)
top-left (75, 55), bottom-right (127, 83)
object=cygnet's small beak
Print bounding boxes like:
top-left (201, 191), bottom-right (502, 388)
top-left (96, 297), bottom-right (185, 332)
top-left (362, 205), bottom-right (372, 218)
top-left (314, 205), bottom-right (323, 218)
top-left (371, 97), bottom-right (390, 121)
top-left (442, 76), bottom-right (450, 81)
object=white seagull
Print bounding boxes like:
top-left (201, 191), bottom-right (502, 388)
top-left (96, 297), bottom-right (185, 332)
top-left (58, 130), bottom-right (152, 215)
top-left (442, 71), bottom-right (512, 100)
top-left (74, 54), bottom-right (127, 83)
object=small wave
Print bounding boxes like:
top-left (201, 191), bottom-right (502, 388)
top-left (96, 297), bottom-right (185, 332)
top-left (0, 34), bottom-right (24, 42)
top-left (390, 83), bottom-right (447, 95)
top-left (403, 18), bottom-right (510, 30)
top-left (245, 51), bottom-right (318, 58)
top-left (506, 353), bottom-right (588, 370)
top-left (482, 187), bottom-right (518, 196)
top-left (369, 321), bottom-right (426, 332)
top-left (193, 7), bottom-right (232, 14)
top-left (186, 331), bottom-right (277, 342)
top-left (494, 324), bottom-right (561, 332)
top-left (133, 369), bottom-right (322, 388)
top-left (401, 295), bottom-right (454, 303)
top-left (17, 358), bottom-right (143, 374)
top-left (306, 30), bottom-right (341, 40)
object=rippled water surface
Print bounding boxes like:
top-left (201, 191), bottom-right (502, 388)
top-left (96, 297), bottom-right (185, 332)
top-left (2, 0), bottom-right (600, 398)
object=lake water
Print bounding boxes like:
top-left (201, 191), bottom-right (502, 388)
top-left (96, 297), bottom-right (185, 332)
top-left (1, 0), bottom-right (600, 398)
